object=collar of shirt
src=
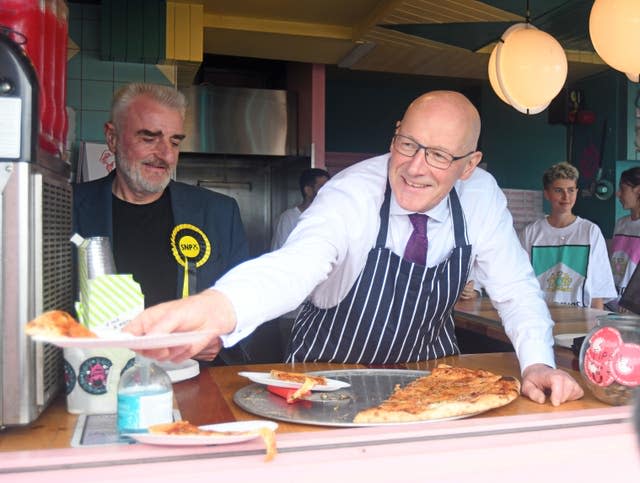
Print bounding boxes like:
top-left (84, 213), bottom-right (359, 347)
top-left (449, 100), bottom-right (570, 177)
top-left (386, 191), bottom-right (453, 266)
top-left (389, 190), bottom-right (450, 223)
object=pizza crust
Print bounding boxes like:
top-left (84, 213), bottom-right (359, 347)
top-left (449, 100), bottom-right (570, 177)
top-left (354, 364), bottom-right (521, 424)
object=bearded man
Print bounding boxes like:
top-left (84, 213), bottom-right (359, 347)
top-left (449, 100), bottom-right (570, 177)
top-left (73, 83), bottom-right (249, 363)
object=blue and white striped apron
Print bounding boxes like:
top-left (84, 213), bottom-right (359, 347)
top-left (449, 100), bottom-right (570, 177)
top-left (286, 182), bottom-right (472, 364)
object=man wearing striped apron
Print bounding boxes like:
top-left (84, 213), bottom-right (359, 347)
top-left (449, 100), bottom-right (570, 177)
top-left (129, 91), bottom-right (584, 406)
top-left (287, 183), bottom-right (470, 364)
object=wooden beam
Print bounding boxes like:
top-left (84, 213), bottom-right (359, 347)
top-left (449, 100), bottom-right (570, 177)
top-left (166, 1), bottom-right (203, 62)
top-left (203, 13), bottom-right (352, 40)
top-left (352, 0), bottom-right (406, 41)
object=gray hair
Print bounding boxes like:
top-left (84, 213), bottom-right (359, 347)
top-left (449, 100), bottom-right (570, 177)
top-left (110, 83), bottom-right (187, 128)
top-left (542, 161), bottom-right (579, 189)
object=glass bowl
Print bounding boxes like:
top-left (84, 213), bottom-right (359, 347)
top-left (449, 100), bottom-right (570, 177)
top-left (579, 315), bottom-right (640, 405)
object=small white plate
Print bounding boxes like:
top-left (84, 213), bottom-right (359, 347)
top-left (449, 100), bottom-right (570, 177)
top-left (30, 330), bottom-right (214, 350)
top-left (553, 332), bottom-right (587, 349)
top-left (124, 420), bottom-right (278, 446)
top-left (157, 359), bottom-right (200, 383)
top-left (238, 371), bottom-right (351, 391)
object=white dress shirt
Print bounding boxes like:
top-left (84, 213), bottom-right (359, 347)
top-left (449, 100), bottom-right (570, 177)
top-left (216, 154), bottom-right (555, 371)
top-left (270, 206), bottom-right (301, 250)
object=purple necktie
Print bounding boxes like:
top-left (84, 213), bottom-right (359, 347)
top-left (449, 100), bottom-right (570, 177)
top-left (404, 213), bottom-right (428, 265)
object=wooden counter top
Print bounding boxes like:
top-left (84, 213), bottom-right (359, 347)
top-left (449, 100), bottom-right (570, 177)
top-left (0, 299), bottom-right (609, 453)
top-left (0, 352), bottom-right (636, 480)
top-left (0, 352), bottom-right (617, 451)
top-left (454, 296), bottom-right (607, 339)
top-left (178, 353), bottom-right (616, 429)
top-left (454, 297), bottom-right (609, 368)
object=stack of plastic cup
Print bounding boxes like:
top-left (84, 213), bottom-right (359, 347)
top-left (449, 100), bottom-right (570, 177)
top-left (67, 234), bottom-right (137, 415)
top-left (71, 234), bottom-right (116, 299)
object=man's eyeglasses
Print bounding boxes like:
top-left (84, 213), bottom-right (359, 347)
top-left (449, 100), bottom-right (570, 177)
top-left (392, 134), bottom-right (475, 170)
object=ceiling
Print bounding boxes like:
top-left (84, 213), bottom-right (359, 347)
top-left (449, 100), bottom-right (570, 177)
top-left (192, 0), bottom-right (608, 84)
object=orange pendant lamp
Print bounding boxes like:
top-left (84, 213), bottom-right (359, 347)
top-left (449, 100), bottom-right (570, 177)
top-left (488, 23), bottom-right (568, 114)
top-left (589, 0), bottom-right (640, 82)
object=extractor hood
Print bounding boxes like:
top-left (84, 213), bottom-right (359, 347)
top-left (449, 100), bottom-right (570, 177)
top-left (179, 85), bottom-right (298, 156)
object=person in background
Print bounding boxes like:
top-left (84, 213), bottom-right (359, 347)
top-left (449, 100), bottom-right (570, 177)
top-left (459, 281), bottom-right (477, 300)
top-left (126, 90), bottom-right (584, 406)
top-left (519, 162), bottom-right (616, 310)
top-left (271, 168), bottom-right (331, 250)
top-left (459, 279), bottom-right (481, 300)
top-left (457, 265), bottom-right (482, 300)
top-left (609, 167), bottom-right (640, 311)
top-left (264, 168), bottom-right (331, 357)
top-left (73, 82), bottom-right (250, 363)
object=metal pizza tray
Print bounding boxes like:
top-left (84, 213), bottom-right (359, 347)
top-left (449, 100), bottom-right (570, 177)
top-left (233, 369), bottom-right (430, 427)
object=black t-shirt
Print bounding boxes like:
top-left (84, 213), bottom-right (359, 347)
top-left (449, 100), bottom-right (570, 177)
top-left (112, 190), bottom-right (177, 308)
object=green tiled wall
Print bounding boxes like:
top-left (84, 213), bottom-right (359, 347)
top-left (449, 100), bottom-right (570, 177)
top-left (67, 2), bottom-right (175, 145)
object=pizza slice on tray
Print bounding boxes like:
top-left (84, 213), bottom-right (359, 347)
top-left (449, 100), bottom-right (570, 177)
top-left (25, 310), bottom-right (97, 338)
top-left (354, 364), bottom-right (521, 423)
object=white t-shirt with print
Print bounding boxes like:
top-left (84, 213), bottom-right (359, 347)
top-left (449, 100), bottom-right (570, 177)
top-left (520, 216), bottom-right (617, 307)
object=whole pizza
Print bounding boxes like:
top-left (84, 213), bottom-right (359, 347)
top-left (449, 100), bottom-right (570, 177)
top-left (353, 364), bottom-right (521, 423)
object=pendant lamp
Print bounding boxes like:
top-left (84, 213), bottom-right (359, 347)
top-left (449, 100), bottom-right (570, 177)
top-left (488, 23), bottom-right (568, 114)
top-left (590, 0), bottom-right (640, 82)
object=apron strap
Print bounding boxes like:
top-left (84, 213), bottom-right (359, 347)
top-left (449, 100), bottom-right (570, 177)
top-left (375, 180), bottom-right (392, 248)
top-left (449, 188), bottom-right (469, 247)
top-left (376, 183), bottom-right (469, 250)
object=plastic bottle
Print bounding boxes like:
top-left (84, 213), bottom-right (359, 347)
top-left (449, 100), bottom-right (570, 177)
top-left (117, 355), bottom-right (173, 433)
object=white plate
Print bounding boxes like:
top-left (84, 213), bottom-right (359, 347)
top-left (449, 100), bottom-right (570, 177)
top-left (238, 371), bottom-right (351, 391)
top-left (30, 330), bottom-right (214, 350)
top-left (157, 359), bottom-right (200, 383)
top-left (124, 420), bottom-right (278, 446)
top-left (553, 332), bottom-right (587, 349)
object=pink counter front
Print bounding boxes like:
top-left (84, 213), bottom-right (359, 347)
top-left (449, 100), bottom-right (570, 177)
top-left (1, 407), bottom-right (637, 482)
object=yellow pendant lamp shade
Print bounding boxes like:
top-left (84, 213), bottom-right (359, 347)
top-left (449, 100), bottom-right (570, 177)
top-left (488, 23), bottom-right (568, 114)
top-left (488, 47), bottom-right (509, 105)
top-left (590, 0), bottom-right (640, 78)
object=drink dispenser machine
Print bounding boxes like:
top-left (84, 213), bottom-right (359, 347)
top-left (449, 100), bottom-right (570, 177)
top-left (0, 31), bottom-right (73, 425)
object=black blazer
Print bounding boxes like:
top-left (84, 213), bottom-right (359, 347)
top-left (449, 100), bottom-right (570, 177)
top-left (72, 170), bottom-right (249, 297)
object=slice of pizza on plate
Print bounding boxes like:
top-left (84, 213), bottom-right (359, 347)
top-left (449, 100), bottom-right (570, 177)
top-left (269, 369), bottom-right (327, 386)
top-left (267, 370), bottom-right (328, 402)
top-left (25, 310), bottom-right (97, 338)
top-left (148, 420), bottom-right (277, 461)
